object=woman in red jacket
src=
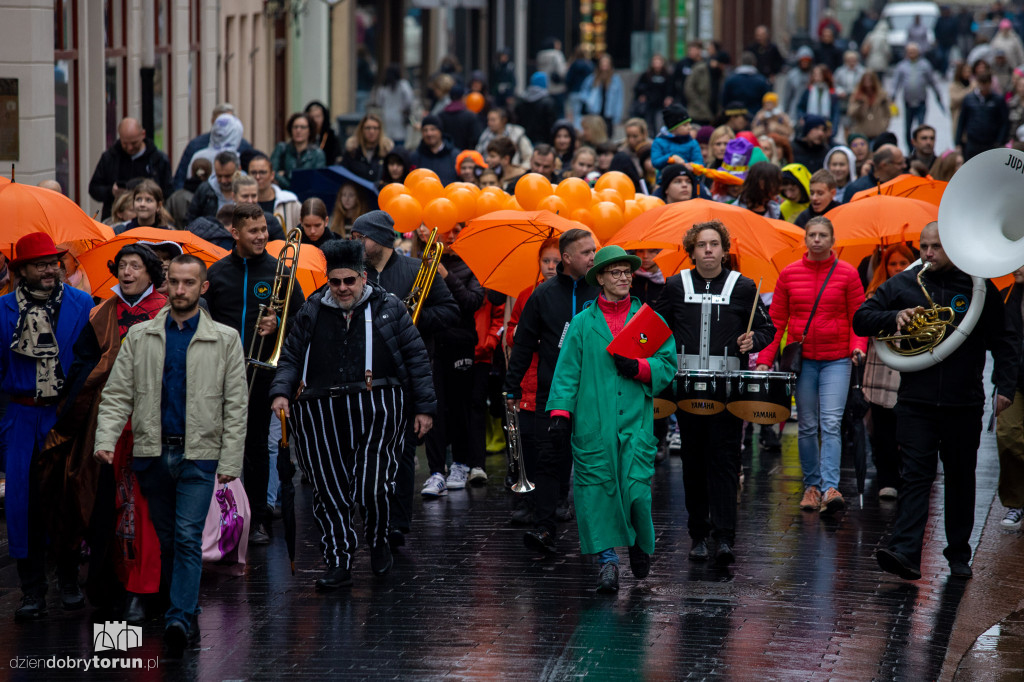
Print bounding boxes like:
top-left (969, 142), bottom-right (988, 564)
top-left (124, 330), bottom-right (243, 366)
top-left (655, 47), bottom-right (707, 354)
top-left (757, 216), bottom-right (867, 513)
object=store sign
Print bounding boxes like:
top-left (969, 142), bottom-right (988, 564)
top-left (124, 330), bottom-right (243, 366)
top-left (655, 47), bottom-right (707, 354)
top-left (0, 78), bottom-right (17, 161)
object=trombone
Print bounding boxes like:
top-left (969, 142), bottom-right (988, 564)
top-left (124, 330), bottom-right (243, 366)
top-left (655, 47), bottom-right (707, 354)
top-left (404, 226), bottom-right (443, 325)
top-left (504, 401), bottom-right (534, 493)
top-left (247, 227), bottom-right (302, 391)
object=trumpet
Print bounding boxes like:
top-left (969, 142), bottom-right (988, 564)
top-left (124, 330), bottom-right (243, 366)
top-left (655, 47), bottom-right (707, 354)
top-left (247, 227), bottom-right (302, 389)
top-left (875, 262), bottom-right (956, 356)
top-left (504, 402), bottom-right (534, 493)
top-left (404, 226), bottom-right (443, 325)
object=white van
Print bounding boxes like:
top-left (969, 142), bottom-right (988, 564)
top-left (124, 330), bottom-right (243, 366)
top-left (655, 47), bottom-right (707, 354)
top-left (880, 1), bottom-right (940, 61)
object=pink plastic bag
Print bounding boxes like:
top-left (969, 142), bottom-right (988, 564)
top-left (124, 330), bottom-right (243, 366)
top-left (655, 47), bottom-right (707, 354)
top-left (202, 479), bottom-right (250, 574)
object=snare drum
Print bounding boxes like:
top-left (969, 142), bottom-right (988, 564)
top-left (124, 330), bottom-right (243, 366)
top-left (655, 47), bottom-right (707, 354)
top-left (726, 371), bottom-right (796, 424)
top-left (653, 379), bottom-right (677, 420)
top-left (676, 370), bottom-right (729, 415)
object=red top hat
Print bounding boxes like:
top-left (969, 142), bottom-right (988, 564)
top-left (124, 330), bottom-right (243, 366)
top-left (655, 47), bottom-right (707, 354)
top-left (10, 233), bottom-right (66, 269)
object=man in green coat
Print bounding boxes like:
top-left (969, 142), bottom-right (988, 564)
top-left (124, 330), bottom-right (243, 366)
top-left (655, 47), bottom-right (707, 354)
top-left (547, 246), bottom-right (676, 593)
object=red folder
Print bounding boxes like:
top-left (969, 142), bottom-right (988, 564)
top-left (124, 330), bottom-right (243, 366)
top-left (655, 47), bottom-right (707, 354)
top-left (606, 304), bottom-right (672, 359)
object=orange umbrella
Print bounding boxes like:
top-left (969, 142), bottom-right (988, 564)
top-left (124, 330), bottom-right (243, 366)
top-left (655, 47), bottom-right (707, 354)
top-left (611, 199), bottom-right (795, 290)
top-left (0, 180), bottom-right (113, 255)
top-left (77, 227), bottom-right (229, 299)
top-left (823, 194), bottom-right (938, 247)
top-left (450, 209), bottom-right (599, 297)
top-left (849, 174), bottom-right (947, 206)
top-left (265, 239), bottom-right (327, 297)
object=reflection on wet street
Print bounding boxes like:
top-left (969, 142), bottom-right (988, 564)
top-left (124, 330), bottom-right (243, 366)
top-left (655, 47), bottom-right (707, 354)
top-left (0, 424), bottom-right (1017, 679)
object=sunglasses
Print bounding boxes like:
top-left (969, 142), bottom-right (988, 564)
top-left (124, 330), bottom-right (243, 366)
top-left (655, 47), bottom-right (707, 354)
top-left (329, 275), bottom-right (360, 287)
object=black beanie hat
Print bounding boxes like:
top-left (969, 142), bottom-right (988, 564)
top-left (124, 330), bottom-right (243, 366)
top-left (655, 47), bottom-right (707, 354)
top-left (421, 114), bottom-right (444, 133)
top-left (321, 239), bottom-right (366, 274)
top-left (662, 103), bottom-right (691, 131)
top-left (352, 210), bottom-right (398, 247)
top-left (659, 163), bottom-right (698, 199)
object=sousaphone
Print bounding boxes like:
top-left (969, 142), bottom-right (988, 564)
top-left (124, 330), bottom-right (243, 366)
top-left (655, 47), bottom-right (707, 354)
top-left (873, 149), bottom-right (1024, 371)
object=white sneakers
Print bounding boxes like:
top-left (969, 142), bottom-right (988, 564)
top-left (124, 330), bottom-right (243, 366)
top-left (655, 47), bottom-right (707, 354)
top-left (468, 467), bottom-right (488, 485)
top-left (879, 487), bottom-right (899, 500)
top-left (420, 473), bottom-right (448, 497)
top-left (445, 463), bottom-right (470, 490)
top-left (1001, 507), bottom-right (1023, 530)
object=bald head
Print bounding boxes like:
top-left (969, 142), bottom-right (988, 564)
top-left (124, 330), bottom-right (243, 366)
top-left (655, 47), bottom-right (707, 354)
top-left (872, 144), bottom-right (906, 183)
top-left (919, 221), bottom-right (951, 272)
top-left (118, 118), bottom-right (146, 156)
top-left (37, 179), bottom-right (63, 194)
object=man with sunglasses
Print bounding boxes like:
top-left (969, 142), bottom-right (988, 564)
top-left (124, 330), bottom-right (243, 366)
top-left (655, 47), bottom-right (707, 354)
top-left (270, 239), bottom-right (435, 589)
top-left (653, 220), bottom-right (775, 567)
top-left (205, 203), bottom-right (305, 545)
top-left (0, 233), bottom-right (93, 620)
top-left (352, 210), bottom-right (458, 545)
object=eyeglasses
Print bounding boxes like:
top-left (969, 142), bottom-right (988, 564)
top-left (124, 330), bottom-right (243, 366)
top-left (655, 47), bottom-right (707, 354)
top-left (329, 275), bottom-right (360, 287)
top-left (603, 268), bottom-right (633, 280)
top-left (28, 259), bottom-right (61, 271)
top-left (249, 170), bottom-right (270, 176)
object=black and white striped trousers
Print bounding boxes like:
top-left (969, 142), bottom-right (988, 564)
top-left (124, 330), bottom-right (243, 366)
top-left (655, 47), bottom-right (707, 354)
top-left (290, 386), bottom-right (407, 569)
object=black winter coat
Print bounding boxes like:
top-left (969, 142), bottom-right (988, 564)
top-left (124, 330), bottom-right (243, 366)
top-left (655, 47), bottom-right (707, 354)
top-left (269, 283), bottom-right (436, 415)
top-left (853, 264), bottom-right (1019, 406)
top-left (366, 250), bottom-right (459, 341)
top-left (437, 253), bottom-right (484, 347)
top-left (514, 94), bottom-right (560, 146)
top-left (186, 183), bottom-right (285, 239)
top-left (654, 268), bottom-right (775, 360)
top-left (1002, 283), bottom-right (1024, 392)
top-left (503, 264), bottom-right (599, 411)
top-left (410, 141), bottom-right (460, 185)
top-left (88, 138), bottom-right (173, 220)
top-left (186, 218), bottom-right (235, 251)
top-left (205, 250), bottom-right (306, 361)
top-left (341, 144), bottom-right (386, 185)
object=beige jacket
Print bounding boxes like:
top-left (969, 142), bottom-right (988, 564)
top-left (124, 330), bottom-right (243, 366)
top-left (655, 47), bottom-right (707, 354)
top-left (94, 307), bottom-right (247, 478)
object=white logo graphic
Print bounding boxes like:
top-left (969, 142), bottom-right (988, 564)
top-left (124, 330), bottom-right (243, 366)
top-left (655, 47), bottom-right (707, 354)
top-left (93, 621), bottom-right (142, 652)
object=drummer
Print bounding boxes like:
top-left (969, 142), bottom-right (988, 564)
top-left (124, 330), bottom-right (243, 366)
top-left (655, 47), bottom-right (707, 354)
top-left (653, 220), bottom-right (775, 566)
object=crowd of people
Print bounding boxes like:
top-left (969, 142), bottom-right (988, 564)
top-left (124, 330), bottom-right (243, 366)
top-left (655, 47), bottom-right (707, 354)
top-left (4, 9), bottom-right (1024, 658)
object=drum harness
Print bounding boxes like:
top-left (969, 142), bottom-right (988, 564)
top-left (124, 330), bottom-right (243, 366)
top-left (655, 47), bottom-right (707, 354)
top-left (679, 269), bottom-right (741, 373)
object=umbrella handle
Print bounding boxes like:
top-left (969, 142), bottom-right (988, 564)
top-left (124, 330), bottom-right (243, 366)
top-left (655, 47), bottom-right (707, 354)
top-left (279, 408), bottom-right (288, 448)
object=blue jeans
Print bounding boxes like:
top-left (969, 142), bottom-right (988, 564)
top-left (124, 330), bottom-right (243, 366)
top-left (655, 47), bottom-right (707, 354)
top-left (134, 445), bottom-right (215, 630)
top-left (795, 358), bottom-right (851, 492)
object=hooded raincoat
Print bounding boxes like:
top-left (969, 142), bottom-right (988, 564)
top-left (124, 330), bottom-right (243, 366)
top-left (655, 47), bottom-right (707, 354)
top-left (546, 297), bottom-right (676, 555)
top-left (188, 114), bottom-right (244, 176)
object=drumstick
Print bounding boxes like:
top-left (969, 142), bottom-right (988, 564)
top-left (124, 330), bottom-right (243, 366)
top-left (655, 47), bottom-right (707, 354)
top-left (746, 277), bottom-right (763, 335)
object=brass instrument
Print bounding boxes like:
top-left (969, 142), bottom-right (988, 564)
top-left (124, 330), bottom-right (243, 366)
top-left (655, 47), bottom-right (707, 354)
top-left (404, 226), bottom-right (443, 325)
top-left (247, 227), bottom-right (302, 389)
top-left (875, 262), bottom-right (956, 356)
top-left (504, 402), bottom-right (534, 493)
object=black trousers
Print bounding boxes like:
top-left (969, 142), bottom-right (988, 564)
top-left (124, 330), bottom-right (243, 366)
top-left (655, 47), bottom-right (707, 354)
top-left (679, 410), bottom-right (742, 545)
top-left (290, 387), bottom-right (406, 569)
top-left (244, 371), bottom-right (273, 528)
top-left (530, 411), bottom-right (574, 535)
top-left (514, 409), bottom-right (544, 504)
top-left (889, 402), bottom-right (983, 568)
top-left (391, 420), bottom-right (419, 534)
top-left (424, 344), bottom-right (475, 473)
top-left (869, 403), bottom-right (901, 491)
top-left (465, 361), bottom-right (491, 470)
top-left (17, 450), bottom-right (78, 597)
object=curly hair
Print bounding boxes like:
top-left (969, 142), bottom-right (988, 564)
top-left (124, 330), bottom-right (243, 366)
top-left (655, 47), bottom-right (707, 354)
top-left (107, 243), bottom-right (165, 289)
top-left (683, 220), bottom-right (731, 259)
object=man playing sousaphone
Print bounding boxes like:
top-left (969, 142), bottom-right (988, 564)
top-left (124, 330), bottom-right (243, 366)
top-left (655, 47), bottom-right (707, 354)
top-left (853, 222), bottom-right (1019, 581)
top-left (654, 221), bottom-right (775, 567)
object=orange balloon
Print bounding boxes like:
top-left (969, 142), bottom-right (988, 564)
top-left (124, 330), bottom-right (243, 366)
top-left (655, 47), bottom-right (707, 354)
top-left (506, 196), bottom-right (523, 211)
top-left (385, 194), bottom-right (423, 234)
top-left (405, 168), bottom-right (440, 191)
top-left (595, 188), bottom-right (625, 211)
top-left (514, 173), bottom-right (554, 211)
top-left (411, 177), bottom-right (445, 207)
top-left (623, 199), bottom-right (643, 225)
top-left (536, 194), bottom-right (569, 215)
top-left (466, 92), bottom-right (486, 114)
top-left (589, 201), bottom-right (624, 242)
top-left (556, 177), bottom-right (592, 214)
top-left (379, 183), bottom-right (410, 211)
top-left (445, 187), bottom-right (477, 223)
top-left (454, 182), bottom-right (481, 198)
top-left (595, 171), bottom-right (636, 202)
top-left (642, 195), bottom-right (666, 209)
top-left (476, 191), bottom-right (505, 216)
top-left (572, 208), bottom-right (595, 228)
top-left (423, 197), bottom-right (459, 232)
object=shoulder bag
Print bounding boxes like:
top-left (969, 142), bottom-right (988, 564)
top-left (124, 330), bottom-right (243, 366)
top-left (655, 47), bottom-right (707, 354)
top-left (779, 259), bottom-right (838, 375)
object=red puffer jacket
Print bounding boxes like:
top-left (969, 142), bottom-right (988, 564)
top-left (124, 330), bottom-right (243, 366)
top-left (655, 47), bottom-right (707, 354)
top-left (759, 253), bottom-right (868, 366)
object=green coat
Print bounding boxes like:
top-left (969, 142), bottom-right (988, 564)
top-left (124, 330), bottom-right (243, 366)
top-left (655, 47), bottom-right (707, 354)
top-left (547, 298), bottom-right (676, 555)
